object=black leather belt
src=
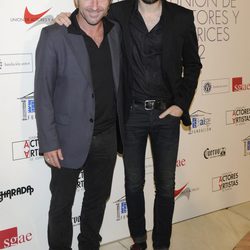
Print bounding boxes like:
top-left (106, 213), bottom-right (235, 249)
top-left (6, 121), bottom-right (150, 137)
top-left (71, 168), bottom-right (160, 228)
top-left (132, 100), bottom-right (170, 111)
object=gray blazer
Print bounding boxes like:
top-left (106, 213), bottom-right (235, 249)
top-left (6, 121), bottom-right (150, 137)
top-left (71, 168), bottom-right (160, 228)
top-left (34, 20), bottom-right (122, 169)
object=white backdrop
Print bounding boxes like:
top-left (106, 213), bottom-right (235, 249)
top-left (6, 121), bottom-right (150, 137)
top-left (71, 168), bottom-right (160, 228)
top-left (0, 0), bottom-right (249, 249)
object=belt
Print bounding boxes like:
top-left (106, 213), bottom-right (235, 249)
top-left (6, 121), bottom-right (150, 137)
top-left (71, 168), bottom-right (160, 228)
top-left (132, 99), bottom-right (170, 111)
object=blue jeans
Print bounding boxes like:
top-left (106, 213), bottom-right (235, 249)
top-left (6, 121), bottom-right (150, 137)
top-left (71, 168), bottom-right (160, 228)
top-left (123, 104), bottom-right (180, 249)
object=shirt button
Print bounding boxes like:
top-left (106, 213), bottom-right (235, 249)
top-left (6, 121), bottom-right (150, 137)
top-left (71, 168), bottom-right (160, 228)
top-left (89, 118), bottom-right (93, 123)
top-left (92, 93), bottom-right (94, 98)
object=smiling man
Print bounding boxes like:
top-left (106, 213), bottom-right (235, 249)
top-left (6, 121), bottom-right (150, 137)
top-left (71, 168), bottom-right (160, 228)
top-left (34, 0), bottom-right (123, 249)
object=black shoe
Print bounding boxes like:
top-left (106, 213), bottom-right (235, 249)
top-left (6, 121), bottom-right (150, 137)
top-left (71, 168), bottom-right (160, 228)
top-left (130, 242), bottom-right (147, 250)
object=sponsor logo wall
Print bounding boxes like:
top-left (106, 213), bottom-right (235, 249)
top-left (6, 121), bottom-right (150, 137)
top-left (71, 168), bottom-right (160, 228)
top-left (0, 0), bottom-right (249, 249)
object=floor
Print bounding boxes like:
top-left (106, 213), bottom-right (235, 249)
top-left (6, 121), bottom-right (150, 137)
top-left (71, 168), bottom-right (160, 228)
top-left (100, 201), bottom-right (250, 250)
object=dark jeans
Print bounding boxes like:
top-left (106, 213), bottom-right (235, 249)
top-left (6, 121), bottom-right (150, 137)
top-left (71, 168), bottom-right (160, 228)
top-left (123, 104), bottom-right (180, 249)
top-left (48, 126), bottom-right (117, 250)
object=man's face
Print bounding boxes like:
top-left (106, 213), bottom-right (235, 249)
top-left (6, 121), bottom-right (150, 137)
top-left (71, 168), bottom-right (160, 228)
top-left (77, 0), bottom-right (110, 26)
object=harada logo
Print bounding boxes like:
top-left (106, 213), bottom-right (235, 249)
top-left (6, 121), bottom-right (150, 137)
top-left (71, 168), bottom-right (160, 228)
top-left (189, 110), bottom-right (212, 134)
top-left (226, 107), bottom-right (250, 125)
top-left (232, 77), bottom-right (250, 92)
top-left (204, 147), bottom-right (226, 159)
top-left (18, 92), bottom-right (35, 121)
top-left (12, 137), bottom-right (40, 161)
top-left (114, 196), bottom-right (128, 221)
top-left (201, 78), bottom-right (230, 95)
top-left (243, 136), bottom-right (250, 156)
top-left (212, 172), bottom-right (239, 192)
top-left (0, 227), bottom-right (32, 249)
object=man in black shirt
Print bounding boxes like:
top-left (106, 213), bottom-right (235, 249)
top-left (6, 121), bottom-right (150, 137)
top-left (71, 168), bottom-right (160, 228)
top-left (34, 0), bottom-right (123, 249)
top-left (55, 0), bottom-right (202, 249)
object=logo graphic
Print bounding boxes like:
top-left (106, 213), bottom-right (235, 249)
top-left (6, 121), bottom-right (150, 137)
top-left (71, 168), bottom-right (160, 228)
top-left (212, 172), bottom-right (239, 192)
top-left (0, 227), bottom-right (32, 249)
top-left (232, 77), bottom-right (250, 92)
top-left (201, 78), bottom-right (230, 95)
top-left (114, 196), bottom-right (128, 221)
top-left (226, 107), bottom-right (250, 125)
top-left (174, 184), bottom-right (190, 200)
top-left (0, 54), bottom-right (33, 75)
top-left (0, 186), bottom-right (34, 203)
top-left (24, 7), bottom-right (51, 24)
top-left (12, 137), bottom-right (40, 161)
top-left (243, 136), bottom-right (250, 156)
top-left (204, 147), bottom-right (226, 159)
top-left (189, 110), bottom-right (212, 134)
top-left (18, 92), bottom-right (35, 121)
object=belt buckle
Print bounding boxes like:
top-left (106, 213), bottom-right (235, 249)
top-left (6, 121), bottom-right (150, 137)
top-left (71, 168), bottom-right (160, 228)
top-left (144, 100), bottom-right (155, 110)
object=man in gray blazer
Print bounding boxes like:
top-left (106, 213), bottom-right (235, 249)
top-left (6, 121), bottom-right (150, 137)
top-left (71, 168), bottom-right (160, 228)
top-left (34, 0), bottom-right (123, 249)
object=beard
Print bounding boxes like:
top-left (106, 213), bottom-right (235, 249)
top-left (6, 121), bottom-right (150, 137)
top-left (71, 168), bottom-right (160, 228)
top-left (141, 0), bottom-right (159, 4)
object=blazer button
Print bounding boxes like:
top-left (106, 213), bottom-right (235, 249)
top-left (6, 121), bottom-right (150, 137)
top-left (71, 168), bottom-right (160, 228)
top-left (92, 93), bottom-right (94, 98)
top-left (89, 118), bottom-right (93, 123)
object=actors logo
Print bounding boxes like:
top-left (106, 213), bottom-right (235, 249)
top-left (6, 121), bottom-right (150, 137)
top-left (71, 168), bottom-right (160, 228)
top-left (212, 172), bottom-right (239, 192)
top-left (201, 78), bottom-right (230, 95)
top-left (176, 158), bottom-right (186, 168)
top-left (0, 186), bottom-right (34, 203)
top-left (0, 227), bottom-right (32, 249)
top-left (226, 107), bottom-right (250, 125)
top-left (189, 110), bottom-right (212, 134)
top-left (232, 77), bottom-right (250, 92)
top-left (114, 196), bottom-right (128, 221)
top-left (77, 170), bottom-right (84, 191)
top-left (12, 137), bottom-right (40, 161)
top-left (0, 54), bottom-right (33, 75)
top-left (242, 136), bottom-right (250, 156)
top-left (204, 147), bottom-right (226, 159)
top-left (18, 92), bottom-right (35, 121)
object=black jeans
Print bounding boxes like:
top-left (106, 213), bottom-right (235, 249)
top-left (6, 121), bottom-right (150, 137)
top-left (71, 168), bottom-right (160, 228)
top-left (48, 125), bottom-right (117, 250)
top-left (123, 104), bottom-right (180, 249)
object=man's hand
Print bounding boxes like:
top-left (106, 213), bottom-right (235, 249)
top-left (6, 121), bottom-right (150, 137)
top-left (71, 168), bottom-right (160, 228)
top-left (54, 12), bottom-right (72, 27)
top-left (44, 149), bottom-right (64, 168)
top-left (159, 105), bottom-right (183, 119)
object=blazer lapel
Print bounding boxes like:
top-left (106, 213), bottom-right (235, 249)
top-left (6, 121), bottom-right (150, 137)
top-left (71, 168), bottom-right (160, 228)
top-left (108, 26), bottom-right (121, 94)
top-left (66, 34), bottom-right (92, 86)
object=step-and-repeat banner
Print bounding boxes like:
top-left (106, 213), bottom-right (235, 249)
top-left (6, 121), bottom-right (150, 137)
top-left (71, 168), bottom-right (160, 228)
top-left (0, 0), bottom-right (249, 249)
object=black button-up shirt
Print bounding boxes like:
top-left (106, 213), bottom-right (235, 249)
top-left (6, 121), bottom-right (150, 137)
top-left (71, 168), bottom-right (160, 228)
top-left (130, 1), bottom-right (171, 101)
top-left (68, 9), bottom-right (116, 135)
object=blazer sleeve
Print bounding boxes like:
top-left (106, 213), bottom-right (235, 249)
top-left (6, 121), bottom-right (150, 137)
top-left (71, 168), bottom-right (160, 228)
top-left (174, 11), bottom-right (202, 113)
top-left (34, 28), bottom-right (60, 153)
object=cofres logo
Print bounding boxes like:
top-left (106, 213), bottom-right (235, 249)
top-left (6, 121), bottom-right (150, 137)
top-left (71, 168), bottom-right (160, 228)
top-left (243, 136), bottom-right (250, 156)
top-left (226, 107), bottom-right (250, 125)
top-left (204, 147), bottom-right (226, 159)
top-left (18, 92), bottom-right (35, 121)
top-left (12, 137), bottom-right (40, 161)
top-left (232, 77), bottom-right (250, 92)
top-left (0, 227), bottom-right (32, 249)
top-left (212, 172), bottom-right (239, 192)
top-left (114, 196), bottom-right (128, 221)
top-left (189, 110), bottom-right (212, 134)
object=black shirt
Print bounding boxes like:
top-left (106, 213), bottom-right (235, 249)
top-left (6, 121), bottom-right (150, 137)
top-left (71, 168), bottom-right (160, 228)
top-left (130, 1), bottom-right (171, 101)
top-left (68, 9), bottom-right (116, 135)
